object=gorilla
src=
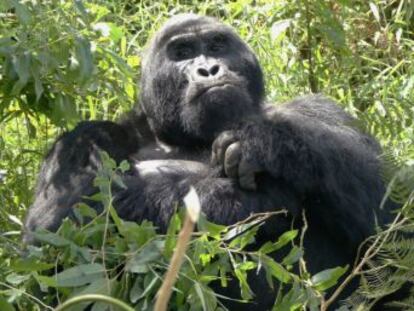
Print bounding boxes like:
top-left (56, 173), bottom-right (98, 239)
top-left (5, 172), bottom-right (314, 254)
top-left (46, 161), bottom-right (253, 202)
top-left (24, 14), bottom-right (393, 309)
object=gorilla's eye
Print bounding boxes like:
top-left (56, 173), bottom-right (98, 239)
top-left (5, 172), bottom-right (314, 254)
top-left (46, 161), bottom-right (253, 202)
top-left (208, 34), bottom-right (228, 53)
top-left (173, 42), bottom-right (196, 60)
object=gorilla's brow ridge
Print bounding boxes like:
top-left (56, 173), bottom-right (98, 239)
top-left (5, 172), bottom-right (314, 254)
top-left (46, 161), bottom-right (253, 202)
top-left (156, 21), bottom-right (233, 50)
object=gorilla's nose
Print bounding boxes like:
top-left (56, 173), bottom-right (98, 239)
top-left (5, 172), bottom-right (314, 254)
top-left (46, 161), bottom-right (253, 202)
top-left (194, 63), bottom-right (223, 80)
top-left (196, 64), bottom-right (220, 77)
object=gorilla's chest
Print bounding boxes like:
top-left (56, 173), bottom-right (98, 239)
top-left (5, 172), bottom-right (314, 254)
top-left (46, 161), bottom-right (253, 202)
top-left (133, 141), bottom-right (209, 163)
top-left (131, 141), bottom-right (210, 178)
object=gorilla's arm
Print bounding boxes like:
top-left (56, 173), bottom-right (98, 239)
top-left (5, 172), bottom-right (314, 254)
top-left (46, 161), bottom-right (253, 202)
top-left (215, 95), bottom-right (386, 244)
top-left (110, 159), bottom-right (298, 234)
top-left (24, 121), bottom-right (297, 244)
top-left (23, 120), bottom-right (140, 243)
top-left (258, 95), bottom-right (382, 193)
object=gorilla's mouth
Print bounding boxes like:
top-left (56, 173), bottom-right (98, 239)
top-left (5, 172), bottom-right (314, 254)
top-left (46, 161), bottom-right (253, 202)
top-left (199, 83), bottom-right (230, 96)
top-left (188, 81), bottom-right (242, 103)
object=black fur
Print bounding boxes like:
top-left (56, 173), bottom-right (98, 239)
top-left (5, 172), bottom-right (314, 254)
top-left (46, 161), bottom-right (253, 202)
top-left (24, 14), bottom-right (393, 309)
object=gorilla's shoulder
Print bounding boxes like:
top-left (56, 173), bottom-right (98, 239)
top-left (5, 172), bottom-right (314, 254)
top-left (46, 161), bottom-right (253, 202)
top-left (264, 94), bottom-right (353, 126)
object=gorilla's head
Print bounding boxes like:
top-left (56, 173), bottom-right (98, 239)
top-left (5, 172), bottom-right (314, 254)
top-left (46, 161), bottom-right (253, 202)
top-left (140, 14), bottom-right (264, 146)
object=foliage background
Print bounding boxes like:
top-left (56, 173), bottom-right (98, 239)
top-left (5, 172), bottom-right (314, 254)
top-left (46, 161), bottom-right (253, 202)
top-left (0, 0), bottom-right (413, 310)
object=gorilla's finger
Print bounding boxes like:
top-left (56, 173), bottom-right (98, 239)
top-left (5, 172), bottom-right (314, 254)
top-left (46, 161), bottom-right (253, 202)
top-left (238, 159), bottom-right (258, 191)
top-left (211, 131), bottom-right (237, 166)
top-left (224, 142), bottom-right (241, 178)
top-left (211, 150), bottom-right (218, 166)
top-left (217, 134), bottom-right (237, 166)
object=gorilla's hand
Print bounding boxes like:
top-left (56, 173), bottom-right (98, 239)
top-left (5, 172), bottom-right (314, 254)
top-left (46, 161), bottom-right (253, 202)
top-left (211, 130), bottom-right (262, 190)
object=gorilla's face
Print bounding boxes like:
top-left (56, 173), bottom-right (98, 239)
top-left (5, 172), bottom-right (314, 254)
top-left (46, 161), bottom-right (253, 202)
top-left (140, 14), bottom-right (264, 146)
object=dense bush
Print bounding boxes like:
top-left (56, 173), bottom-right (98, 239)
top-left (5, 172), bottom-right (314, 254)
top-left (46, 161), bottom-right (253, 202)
top-left (0, 1), bottom-right (413, 310)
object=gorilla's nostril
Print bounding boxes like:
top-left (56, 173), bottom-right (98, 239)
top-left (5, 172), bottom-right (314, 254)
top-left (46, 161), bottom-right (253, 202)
top-left (210, 65), bottom-right (220, 76)
top-left (197, 68), bottom-right (209, 77)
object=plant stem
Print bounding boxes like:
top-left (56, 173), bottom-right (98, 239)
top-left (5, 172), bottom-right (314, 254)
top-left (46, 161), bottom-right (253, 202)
top-left (54, 294), bottom-right (134, 311)
top-left (154, 213), bottom-right (196, 311)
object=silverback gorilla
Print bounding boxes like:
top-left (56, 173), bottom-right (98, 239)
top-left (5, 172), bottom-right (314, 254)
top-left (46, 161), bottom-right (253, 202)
top-left (24, 14), bottom-right (393, 309)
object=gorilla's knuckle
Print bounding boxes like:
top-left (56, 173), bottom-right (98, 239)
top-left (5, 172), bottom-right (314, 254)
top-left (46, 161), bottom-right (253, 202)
top-left (226, 141), bottom-right (241, 156)
top-left (224, 142), bottom-right (241, 178)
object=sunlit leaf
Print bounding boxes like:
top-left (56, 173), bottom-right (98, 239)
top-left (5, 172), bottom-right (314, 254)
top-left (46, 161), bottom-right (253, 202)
top-left (270, 19), bottom-right (291, 41)
top-left (259, 230), bottom-right (298, 254)
top-left (311, 266), bottom-right (348, 291)
top-left (258, 254), bottom-right (292, 284)
top-left (369, 2), bottom-right (381, 23)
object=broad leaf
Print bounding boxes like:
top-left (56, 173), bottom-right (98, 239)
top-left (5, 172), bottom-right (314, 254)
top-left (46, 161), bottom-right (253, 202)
top-left (311, 266), bottom-right (349, 291)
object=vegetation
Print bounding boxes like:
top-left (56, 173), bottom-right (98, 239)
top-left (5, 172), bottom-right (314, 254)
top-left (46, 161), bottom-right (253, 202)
top-left (0, 0), bottom-right (413, 310)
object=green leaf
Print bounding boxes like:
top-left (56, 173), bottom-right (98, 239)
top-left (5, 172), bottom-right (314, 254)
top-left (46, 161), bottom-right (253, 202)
top-left (11, 258), bottom-right (54, 272)
top-left (11, 0), bottom-right (32, 25)
top-left (0, 38), bottom-right (14, 59)
top-left (74, 0), bottom-right (89, 23)
top-left (194, 283), bottom-right (207, 311)
top-left (75, 37), bottom-right (94, 85)
top-left (311, 265), bottom-right (348, 291)
top-left (31, 64), bottom-right (44, 102)
top-left (228, 223), bottom-right (260, 249)
top-left (218, 256), bottom-right (230, 288)
top-left (66, 279), bottom-right (110, 311)
top-left (0, 297), bottom-right (15, 311)
top-left (112, 174), bottom-right (127, 189)
top-left (138, 273), bottom-right (159, 300)
top-left (99, 151), bottom-right (117, 169)
top-left (125, 241), bottom-right (162, 274)
top-left (51, 94), bottom-right (79, 127)
top-left (54, 263), bottom-right (105, 287)
top-left (118, 220), bottom-right (157, 246)
top-left (87, 192), bottom-right (107, 202)
top-left (119, 160), bottom-right (130, 173)
top-left (76, 202), bottom-right (98, 219)
top-left (237, 261), bottom-right (257, 271)
top-left (272, 282), bottom-right (306, 311)
top-left (234, 268), bottom-right (253, 300)
top-left (35, 274), bottom-right (57, 288)
top-left (0, 1), bottom-right (12, 11)
top-left (198, 213), bottom-right (227, 240)
top-left (129, 277), bottom-right (143, 304)
top-left (6, 273), bottom-right (30, 285)
top-left (282, 246), bottom-right (303, 266)
top-left (100, 47), bottom-right (133, 76)
top-left (109, 23), bottom-right (124, 43)
top-left (11, 52), bottom-right (31, 95)
top-left (258, 255), bottom-right (291, 283)
top-left (259, 230), bottom-right (298, 254)
top-left (33, 230), bottom-right (71, 247)
top-left (109, 203), bottom-right (123, 230)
